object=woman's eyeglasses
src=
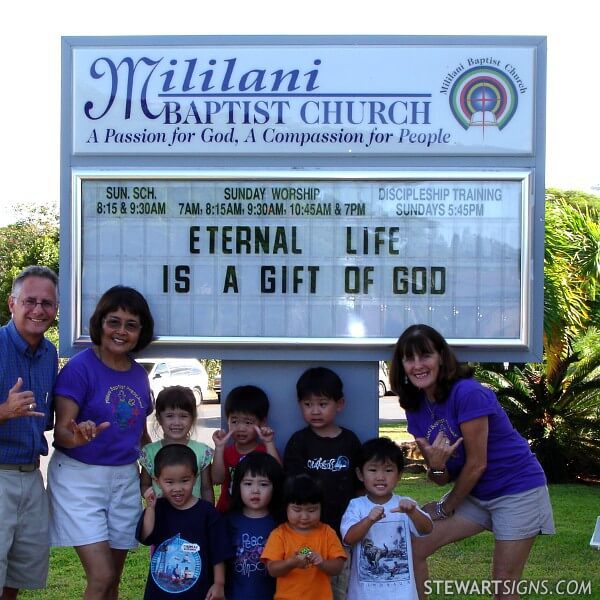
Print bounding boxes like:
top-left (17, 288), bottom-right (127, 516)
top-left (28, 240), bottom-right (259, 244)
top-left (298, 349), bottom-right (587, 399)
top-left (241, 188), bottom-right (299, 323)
top-left (103, 317), bottom-right (142, 333)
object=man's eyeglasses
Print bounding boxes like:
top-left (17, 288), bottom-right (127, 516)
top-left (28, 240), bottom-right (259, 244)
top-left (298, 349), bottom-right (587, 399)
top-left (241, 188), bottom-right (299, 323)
top-left (15, 297), bottom-right (58, 311)
top-left (103, 316), bottom-right (142, 333)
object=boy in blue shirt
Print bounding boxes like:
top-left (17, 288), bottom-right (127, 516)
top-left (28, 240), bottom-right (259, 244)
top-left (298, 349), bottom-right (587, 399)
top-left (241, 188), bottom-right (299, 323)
top-left (137, 444), bottom-right (233, 599)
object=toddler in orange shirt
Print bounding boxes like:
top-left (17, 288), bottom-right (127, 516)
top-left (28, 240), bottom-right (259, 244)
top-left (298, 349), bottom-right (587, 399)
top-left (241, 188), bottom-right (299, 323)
top-left (261, 474), bottom-right (346, 600)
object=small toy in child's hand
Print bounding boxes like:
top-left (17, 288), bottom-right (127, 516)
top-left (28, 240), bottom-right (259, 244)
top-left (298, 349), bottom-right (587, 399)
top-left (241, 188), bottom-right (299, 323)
top-left (298, 546), bottom-right (312, 557)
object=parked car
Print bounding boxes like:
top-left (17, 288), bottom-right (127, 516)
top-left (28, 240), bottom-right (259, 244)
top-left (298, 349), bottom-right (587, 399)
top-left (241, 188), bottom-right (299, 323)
top-left (135, 358), bottom-right (213, 406)
top-left (379, 361), bottom-right (391, 397)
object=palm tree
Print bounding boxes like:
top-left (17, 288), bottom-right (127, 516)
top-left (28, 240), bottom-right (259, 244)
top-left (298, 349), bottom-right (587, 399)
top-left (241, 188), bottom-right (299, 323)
top-left (478, 193), bottom-right (600, 482)
top-left (543, 198), bottom-right (600, 378)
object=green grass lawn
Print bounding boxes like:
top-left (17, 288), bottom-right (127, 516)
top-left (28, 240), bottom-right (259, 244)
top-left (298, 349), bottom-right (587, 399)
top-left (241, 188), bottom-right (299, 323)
top-left (20, 424), bottom-right (600, 599)
top-left (396, 476), bottom-right (599, 599)
top-left (379, 420), bottom-right (412, 443)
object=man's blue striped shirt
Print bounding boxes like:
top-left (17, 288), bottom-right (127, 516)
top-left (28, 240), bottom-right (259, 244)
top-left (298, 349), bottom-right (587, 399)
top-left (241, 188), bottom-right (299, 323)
top-left (0, 320), bottom-right (57, 463)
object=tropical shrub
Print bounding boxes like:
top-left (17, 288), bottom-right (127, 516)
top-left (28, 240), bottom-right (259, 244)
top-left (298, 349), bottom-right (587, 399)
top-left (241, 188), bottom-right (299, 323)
top-left (477, 338), bottom-right (600, 482)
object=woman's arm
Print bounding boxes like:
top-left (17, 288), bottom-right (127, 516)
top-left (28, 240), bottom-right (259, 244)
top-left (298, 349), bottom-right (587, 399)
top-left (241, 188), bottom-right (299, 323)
top-left (140, 421), bottom-right (152, 448)
top-left (415, 431), bottom-right (463, 486)
top-left (441, 416), bottom-right (488, 512)
top-left (53, 395), bottom-right (110, 448)
top-left (428, 416), bottom-right (488, 518)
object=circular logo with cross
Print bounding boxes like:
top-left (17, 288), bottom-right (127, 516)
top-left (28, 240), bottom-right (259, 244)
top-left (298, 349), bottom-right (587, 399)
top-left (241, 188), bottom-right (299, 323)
top-left (449, 66), bottom-right (518, 131)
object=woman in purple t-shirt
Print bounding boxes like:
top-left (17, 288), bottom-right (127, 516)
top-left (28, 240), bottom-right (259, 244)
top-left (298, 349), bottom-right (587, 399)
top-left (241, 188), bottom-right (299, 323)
top-left (390, 324), bottom-right (554, 600)
top-left (47, 286), bottom-right (155, 600)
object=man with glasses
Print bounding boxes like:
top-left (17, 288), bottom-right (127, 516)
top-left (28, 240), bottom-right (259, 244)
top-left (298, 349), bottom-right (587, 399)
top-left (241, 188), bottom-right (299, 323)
top-left (0, 265), bottom-right (59, 599)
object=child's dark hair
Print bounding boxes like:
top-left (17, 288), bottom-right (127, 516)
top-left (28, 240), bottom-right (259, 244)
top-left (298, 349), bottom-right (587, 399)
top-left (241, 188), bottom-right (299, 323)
top-left (229, 452), bottom-right (284, 519)
top-left (155, 386), bottom-right (198, 423)
top-left (154, 444), bottom-right (198, 478)
top-left (357, 437), bottom-right (404, 472)
top-left (283, 473), bottom-right (323, 506)
top-left (296, 367), bottom-right (343, 402)
top-left (225, 385), bottom-right (269, 420)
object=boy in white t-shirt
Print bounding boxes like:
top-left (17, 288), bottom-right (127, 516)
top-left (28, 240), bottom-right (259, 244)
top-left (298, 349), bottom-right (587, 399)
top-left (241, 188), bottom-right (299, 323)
top-left (340, 437), bottom-right (432, 600)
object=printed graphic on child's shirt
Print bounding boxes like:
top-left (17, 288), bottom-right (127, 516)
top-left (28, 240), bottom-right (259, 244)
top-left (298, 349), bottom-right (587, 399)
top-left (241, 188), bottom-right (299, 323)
top-left (150, 533), bottom-right (201, 593)
top-left (234, 531), bottom-right (268, 578)
top-left (306, 455), bottom-right (350, 471)
top-left (358, 520), bottom-right (410, 583)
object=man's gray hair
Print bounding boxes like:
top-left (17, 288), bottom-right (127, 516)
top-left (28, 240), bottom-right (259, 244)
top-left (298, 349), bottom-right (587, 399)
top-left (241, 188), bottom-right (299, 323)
top-left (11, 265), bottom-right (59, 297)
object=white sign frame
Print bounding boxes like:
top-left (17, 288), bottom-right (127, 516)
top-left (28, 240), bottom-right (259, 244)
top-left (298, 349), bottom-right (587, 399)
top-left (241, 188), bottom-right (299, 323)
top-left (69, 168), bottom-right (532, 350)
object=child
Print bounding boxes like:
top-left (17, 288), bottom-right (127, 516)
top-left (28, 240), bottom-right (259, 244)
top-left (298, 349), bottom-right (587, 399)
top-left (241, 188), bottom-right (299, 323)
top-left (225, 452), bottom-right (284, 599)
top-left (284, 368), bottom-right (362, 537)
top-left (261, 474), bottom-right (347, 600)
top-left (340, 438), bottom-right (432, 600)
top-left (283, 367), bottom-right (362, 599)
top-left (140, 385), bottom-right (214, 504)
top-left (212, 385), bottom-right (280, 512)
top-left (136, 444), bottom-right (233, 600)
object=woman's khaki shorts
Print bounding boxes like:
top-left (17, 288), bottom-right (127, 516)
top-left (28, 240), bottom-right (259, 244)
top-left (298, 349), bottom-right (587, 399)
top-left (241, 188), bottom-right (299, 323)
top-left (455, 486), bottom-right (555, 540)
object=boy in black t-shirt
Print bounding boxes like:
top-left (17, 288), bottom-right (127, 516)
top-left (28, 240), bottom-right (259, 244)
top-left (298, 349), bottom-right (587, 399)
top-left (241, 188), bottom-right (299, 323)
top-left (283, 367), bottom-right (362, 600)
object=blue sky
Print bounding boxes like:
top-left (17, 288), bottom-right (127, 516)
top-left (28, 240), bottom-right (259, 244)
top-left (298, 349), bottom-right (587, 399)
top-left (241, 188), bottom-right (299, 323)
top-left (1, 0), bottom-right (596, 225)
